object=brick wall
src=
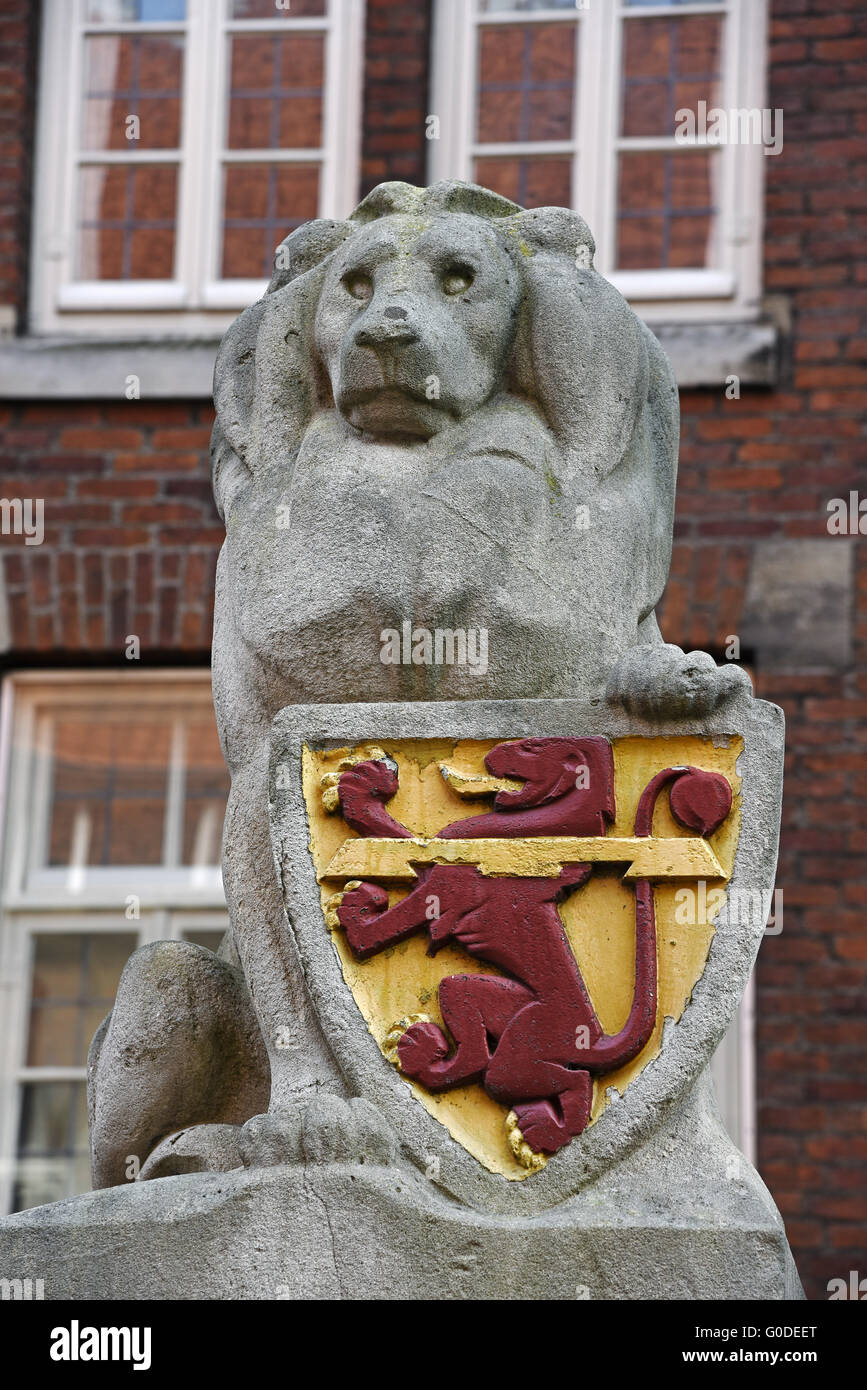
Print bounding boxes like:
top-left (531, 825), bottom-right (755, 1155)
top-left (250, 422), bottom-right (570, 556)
top-left (0, 0), bottom-right (38, 329)
top-left (0, 401), bottom-right (219, 655)
top-left (655, 0), bottom-right (867, 1300)
top-left (359, 0), bottom-right (431, 197)
top-left (0, 0), bottom-right (864, 1300)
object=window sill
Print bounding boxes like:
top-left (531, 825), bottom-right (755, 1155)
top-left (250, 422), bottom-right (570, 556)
top-left (0, 334), bottom-right (223, 399)
top-left (0, 318), bottom-right (780, 400)
top-left (652, 318), bottom-right (779, 389)
top-left (610, 270), bottom-right (736, 301)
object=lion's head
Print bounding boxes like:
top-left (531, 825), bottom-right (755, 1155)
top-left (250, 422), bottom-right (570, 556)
top-left (210, 181), bottom-right (680, 712)
top-left (212, 180), bottom-right (677, 530)
top-left (313, 203), bottom-right (522, 439)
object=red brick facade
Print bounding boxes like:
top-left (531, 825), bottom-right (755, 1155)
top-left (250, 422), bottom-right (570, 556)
top-left (0, 399), bottom-right (219, 653)
top-left (359, 0), bottom-right (431, 198)
top-left (0, 0), bottom-right (38, 326)
top-left (656, 0), bottom-right (867, 1299)
top-left (0, 0), bottom-right (864, 1299)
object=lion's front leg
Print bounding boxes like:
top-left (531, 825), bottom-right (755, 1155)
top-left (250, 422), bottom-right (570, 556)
top-left (606, 642), bottom-right (752, 719)
top-left (327, 878), bottom-right (430, 958)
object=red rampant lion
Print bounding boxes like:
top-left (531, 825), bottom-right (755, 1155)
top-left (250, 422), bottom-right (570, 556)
top-left (325, 737), bottom-right (732, 1160)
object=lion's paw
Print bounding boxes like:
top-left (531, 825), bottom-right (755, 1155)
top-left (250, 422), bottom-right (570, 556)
top-left (301, 1095), bottom-right (398, 1166)
top-left (505, 1110), bottom-right (548, 1172)
top-left (239, 1107), bottom-right (304, 1168)
top-left (606, 644), bottom-right (752, 720)
top-left (320, 748), bottom-right (391, 813)
top-left (240, 1096), bottom-right (397, 1168)
top-left (382, 1013), bottom-right (434, 1068)
top-left (323, 880), bottom-right (363, 929)
top-left (325, 880), bottom-right (389, 956)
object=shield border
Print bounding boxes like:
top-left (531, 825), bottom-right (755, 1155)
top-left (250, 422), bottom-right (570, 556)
top-left (269, 693), bottom-right (784, 1215)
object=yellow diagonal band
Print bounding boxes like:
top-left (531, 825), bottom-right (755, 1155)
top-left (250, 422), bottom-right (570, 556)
top-left (320, 835), bottom-right (725, 883)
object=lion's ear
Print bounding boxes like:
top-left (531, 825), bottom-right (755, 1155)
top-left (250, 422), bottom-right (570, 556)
top-left (212, 298), bottom-right (268, 472)
top-left (267, 218), bottom-right (353, 293)
top-left (503, 206), bottom-right (661, 486)
top-left (211, 219), bottom-right (352, 518)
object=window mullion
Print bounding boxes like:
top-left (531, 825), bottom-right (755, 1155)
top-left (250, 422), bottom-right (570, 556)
top-left (172, 0), bottom-right (201, 306)
top-left (319, 3), bottom-right (340, 218)
top-left (58, 0), bottom-right (87, 316)
top-left (596, 0), bottom-right (621, 277)
top-left (194, 0), bottom-right (226, 299)
top-left (326, 0), bottom-right (366, 218)
top-left (428, 0), bottom-right (473, 187)
top-left (0, 917), bottom-right (31, 1216)
top-left (713, 0), bottom-right (739, 290)
top-left (162, 718), bottom-right (187, 870)
top-left (730, 0), bottom-right (766, 314)
top-left (29, 715), bottom-right (54, 887)
top-left (574, 1), bottom-right (603, 259)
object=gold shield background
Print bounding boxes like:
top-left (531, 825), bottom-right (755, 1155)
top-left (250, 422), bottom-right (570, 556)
top-left (303, 736), bottom-right (742, 1179)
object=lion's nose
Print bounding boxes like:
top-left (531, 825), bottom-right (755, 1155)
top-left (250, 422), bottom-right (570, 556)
top-left (355, 307), bottom-right (419, 349)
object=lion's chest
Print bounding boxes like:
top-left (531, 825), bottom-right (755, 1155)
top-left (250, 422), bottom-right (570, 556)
top-left (222, 421), bottom-right (646, 704)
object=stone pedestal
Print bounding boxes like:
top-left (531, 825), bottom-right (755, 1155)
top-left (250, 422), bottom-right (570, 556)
top-left (0, 1070), bottom-right (803, 1301)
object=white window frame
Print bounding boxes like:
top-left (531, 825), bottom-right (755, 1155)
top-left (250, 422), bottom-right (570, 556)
top-left (0, 670), bottom-right (230, 1215)
top-left (30, 0), bottom-right (365, 337)
top-left (430, 0), bottom-right (769, 324)
top-left (0, 906), bottom-right (229, 1215)
top-left (0, 671), bottom-right (229, 909)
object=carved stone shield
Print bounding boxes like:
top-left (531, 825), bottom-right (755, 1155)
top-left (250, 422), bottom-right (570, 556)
top-left (269, 694), bottom-right (783, 1214)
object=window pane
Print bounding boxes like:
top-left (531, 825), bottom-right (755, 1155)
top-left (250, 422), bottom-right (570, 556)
top-left (181, 929), bottom-right (225, 952)
top-left (474, 154), bottom-right (571, 209)
top-left (27, 934), bottom-right (137, 1066)
top-left (49, 716), bottom-right (172, 867)
top-left (221, 161), bottom-right (319, 276)
top-left (476, 23), bottom-right (577, 144)
top-left (82, 35), bottom-right (184, 150)
top-left (28, 695), bottom-right (229, 878)
top-left (616, 150), bottom-right (717, 270)
top-left (77, 163), bottom-right (178, 279)
top-left (31, 933), bottom-right (84, 1001)
top-left (86, 932), bottom-right (139, 997)
top-left (621, 14), bottom-right (723, 139)
top-left (624, 0), bottom-right (722, 7)
top-left (27, 1007), bottom-right (80, 1068)
top-left (182, 718), bottom-right (230, 867)
top-left (230, 0), bottom-right (327, 14)
top-left (17, 1082), bottom-right (88, 1155)
top-left (86, 0), bottom-right (187, 19)
top-left (226, 33), bottom-right (324, 149)
top-left (13, 1082), bottom-right (90, 1214)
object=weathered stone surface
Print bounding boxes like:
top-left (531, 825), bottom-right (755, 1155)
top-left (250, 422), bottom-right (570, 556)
top-left (0, 181), bottom-right (802, 1301)
top-left (88, 941), bottom-right (268, 1189)
top-left (206, 179), bottom-right (746, 1116)
top-left (0, 1069), bottom-right (802, 1300)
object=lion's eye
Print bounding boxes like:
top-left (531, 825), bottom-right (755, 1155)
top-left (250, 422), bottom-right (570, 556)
top-left (442, 265), bottom-right (474, 296)
top-left (343, 272), bottom-right (373, 302)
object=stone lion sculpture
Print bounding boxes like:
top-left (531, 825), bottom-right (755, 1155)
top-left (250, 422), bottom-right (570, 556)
top-left (88, 181), bottom-right (750, 1185)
